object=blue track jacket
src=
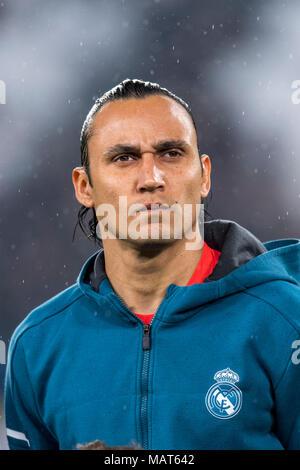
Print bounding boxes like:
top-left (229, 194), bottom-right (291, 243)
top-left (4, 219), bottom-right (300, 450)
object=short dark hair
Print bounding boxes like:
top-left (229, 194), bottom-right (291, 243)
top-left (73, 78), bottom-right (212, 247)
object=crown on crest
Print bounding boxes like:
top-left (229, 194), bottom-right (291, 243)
top-left (214, 367), bottom-right (239, 384)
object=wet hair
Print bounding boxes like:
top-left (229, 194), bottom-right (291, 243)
top-left (73, 78), bottom-right (213, 247)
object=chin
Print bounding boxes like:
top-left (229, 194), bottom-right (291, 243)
top-left (125, 232), bottom-right (181, 253)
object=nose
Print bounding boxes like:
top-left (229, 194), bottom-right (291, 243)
top-left (136, 153), bottom-right (165, 192)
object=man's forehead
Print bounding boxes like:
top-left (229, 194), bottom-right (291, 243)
top-left (89, 95), bottom-right (196, 139)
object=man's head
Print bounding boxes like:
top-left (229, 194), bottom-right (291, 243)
top-left (72, 78), bottom-right (211, 247)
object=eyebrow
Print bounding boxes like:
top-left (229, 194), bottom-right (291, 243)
top-left (103, 139), bottom-right (189, 160)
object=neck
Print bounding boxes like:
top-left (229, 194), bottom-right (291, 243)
top-left (102, 233), bottom-right (203, 315)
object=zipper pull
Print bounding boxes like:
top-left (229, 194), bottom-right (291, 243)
top-left (142, 324), bottom-right (151, 350)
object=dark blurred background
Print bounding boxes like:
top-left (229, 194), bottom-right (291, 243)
top-left (0, 0), bottom-right (299, 449)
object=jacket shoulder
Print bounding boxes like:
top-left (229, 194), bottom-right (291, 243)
top-left (8, 283), bottom-right (84, 351)
top-left (245, 279), bottom-right (300, 334)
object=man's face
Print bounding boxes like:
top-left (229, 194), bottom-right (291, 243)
top-left (74, 95), bottom-right (211, 245)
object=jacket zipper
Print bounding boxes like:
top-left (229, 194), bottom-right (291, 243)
top-left (142, 323), bottom-right (151, 350)
top-left (140, 322), bottom-right (152, 450)
top-left (110, 292), bottom-right (153, 449)
top-left (110, 291), bottom-right (171, 450)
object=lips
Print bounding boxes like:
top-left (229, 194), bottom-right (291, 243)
top-left (139, 203), bottom-right (169, 212)
top-left (128, 202), bottom-right (170, 216)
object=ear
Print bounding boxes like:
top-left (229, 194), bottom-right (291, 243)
top-left (200, 154), bottom-right (211, 199)
top-left (72, 167), bottom-right (94, 208)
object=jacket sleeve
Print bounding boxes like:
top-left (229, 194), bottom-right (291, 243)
top-left (4, 335), bottom-right (59, 450)
top-left (274, 342), bottom-right (300, 449)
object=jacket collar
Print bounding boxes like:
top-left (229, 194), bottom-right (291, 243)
top-left (82, 219), bottom-right (268, 292)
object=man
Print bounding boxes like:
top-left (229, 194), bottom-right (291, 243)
top-left (4, 79), bottom-right (300, 450)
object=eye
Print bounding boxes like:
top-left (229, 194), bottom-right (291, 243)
top-left (163, 150), bottom-right (182, 158)
top-left (113, 154), bottom-right (135, 162)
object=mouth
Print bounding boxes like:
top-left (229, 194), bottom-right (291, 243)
top-left (127, 202), bottom-right (172, 217)
top-left (138, 203), bottom-right (170, 213)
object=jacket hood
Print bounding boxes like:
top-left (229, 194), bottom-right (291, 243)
top-left (77, 219), bottom-right (300, 314)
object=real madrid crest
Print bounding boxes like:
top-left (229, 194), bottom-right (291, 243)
top-left (205, 367), bottom-right (242, 419)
